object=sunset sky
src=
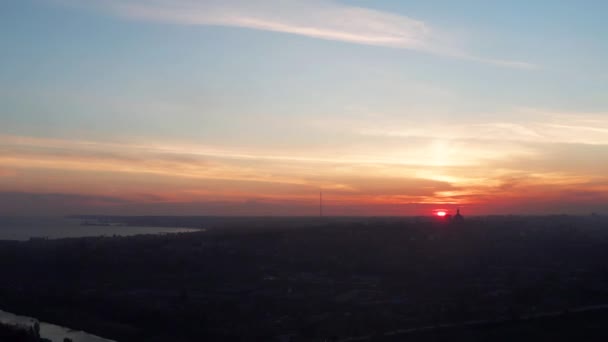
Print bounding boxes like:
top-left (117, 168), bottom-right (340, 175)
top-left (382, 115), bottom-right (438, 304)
top-left (1, 0), bottom-right (607, 215)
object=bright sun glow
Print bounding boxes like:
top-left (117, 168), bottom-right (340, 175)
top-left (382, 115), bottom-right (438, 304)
top-left (436, 210), bottom-right (447, 217)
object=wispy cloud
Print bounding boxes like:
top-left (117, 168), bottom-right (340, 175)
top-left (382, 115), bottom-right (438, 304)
top-left (348, 108), bottom-right (608, 145)
top-left (72, 0), bottom-right (535, 69)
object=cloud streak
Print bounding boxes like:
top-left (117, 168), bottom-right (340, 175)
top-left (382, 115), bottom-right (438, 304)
top-left (349, 108), bottom-right (608, 145)
top-left (2, 131), bottom-right (607, 215)
top-left (74, 0), bottom-right (535, 69)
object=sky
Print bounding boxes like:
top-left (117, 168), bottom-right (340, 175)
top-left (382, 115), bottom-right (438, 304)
top-left (1, 0), bottom-right (607, 216)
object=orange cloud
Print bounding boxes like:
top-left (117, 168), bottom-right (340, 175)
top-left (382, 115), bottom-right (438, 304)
top-left (1, 134), bottom-right (607, 215)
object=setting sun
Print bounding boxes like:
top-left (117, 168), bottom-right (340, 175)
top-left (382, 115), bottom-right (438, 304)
top-left (435, 210), bottom-right (447, 217)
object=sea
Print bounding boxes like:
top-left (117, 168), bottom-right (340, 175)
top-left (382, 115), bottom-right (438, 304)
top-left (0, 216), bottom-right (199, 241)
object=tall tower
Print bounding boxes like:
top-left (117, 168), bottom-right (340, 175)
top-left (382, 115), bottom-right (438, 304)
top-left (320, 191), bottom-right (323, 217)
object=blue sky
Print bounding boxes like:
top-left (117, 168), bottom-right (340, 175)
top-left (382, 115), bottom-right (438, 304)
top-left (1, 0), bottom-right (607, 215)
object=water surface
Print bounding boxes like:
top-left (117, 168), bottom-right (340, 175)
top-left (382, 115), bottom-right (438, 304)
top-left (0, 216), bottom-right (198, 241)
top-left (0, 309), bottom-right (114, 342)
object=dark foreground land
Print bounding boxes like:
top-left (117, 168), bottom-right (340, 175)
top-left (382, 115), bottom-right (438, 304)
top-left (2, 215), bottom-right (608, 341)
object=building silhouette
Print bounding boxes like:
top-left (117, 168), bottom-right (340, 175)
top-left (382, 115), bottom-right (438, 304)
top-left (452, 208), bottom-right (465, 224)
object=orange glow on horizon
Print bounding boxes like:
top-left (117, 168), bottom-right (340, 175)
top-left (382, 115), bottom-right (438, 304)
top-left (1, 134), bottom-right (608, 216)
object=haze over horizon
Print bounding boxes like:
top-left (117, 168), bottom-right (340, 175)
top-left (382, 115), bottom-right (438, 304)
top-left (1, 0), bottom-right (607, 216)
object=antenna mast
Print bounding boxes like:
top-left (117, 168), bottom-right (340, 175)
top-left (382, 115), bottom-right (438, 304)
top-left (320, 190), bottom-right (323, 217)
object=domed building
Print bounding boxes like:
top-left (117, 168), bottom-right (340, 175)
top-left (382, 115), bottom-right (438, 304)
top-left (452, 208), bottom-right (465, 224)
